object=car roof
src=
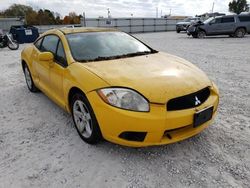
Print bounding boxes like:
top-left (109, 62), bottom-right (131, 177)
top-left (58, 27), bottom-right (119, 34)
top-left (214, 15), bottom-right (236, 19)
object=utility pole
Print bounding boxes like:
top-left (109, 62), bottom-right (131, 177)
top-left (156, 7), bottom-right (158, 18)
top-left (82, 12), bottom-right (86, 27)
top-left (169, 8), bottom-right (172, 16)
top-left (211, 2), bottom-right (215, 13)
top-left (107, 8), bottom-right (111, 18)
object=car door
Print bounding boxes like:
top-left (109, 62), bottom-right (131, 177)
top-left (34, 35), bottom-right (59, 94)
top-left (31, 37), bottom-right (43, 84)
top-left (49, 39), bottom-right (68, 108)
top-left (206, 18), bottom-right (222, 35)
top-left (220, 17), bottom-right (235, 34)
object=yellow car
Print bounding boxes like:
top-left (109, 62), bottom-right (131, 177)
top-left (21, 27), bottom-right (219, 147)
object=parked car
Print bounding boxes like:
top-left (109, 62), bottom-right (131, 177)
top-left (176, 17), bottom-right (201, 33)
top-left (187, 15), bottom-right (250, 38)
top-left (21, 27), bottom-right (219, 147)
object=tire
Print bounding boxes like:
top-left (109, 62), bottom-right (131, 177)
top-left (176, 30), bottom-right (180, 33)
top-left (71, 93), bottom-right (102, 144)
top-left (7, 40), bottom-right (19, 50)
top-left (197, 30), bottom-right (206, 39)
top-left (23, 63), bottom-right (39, 92)
top-left (234, 28), bottom-right (246, 38)
top-left (192, 34), bottom-right (198, 38)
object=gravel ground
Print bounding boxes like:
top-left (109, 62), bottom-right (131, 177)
top-left (0, 32), bottom-right (249, 188)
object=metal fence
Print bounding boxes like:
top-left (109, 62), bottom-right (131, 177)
top-left (34, 24), bottom-right (82, 33)
top-left (0, 18), bottom-right (24, 32)
top-left (1, 17), bottom-right (182, 34)
top-left (83, 18), bottom-right (181, 33)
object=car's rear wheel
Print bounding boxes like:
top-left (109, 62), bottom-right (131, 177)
top-left (197, 30), bottom-right (206, 39)
top-left (23, 63), bottom-right (39, 92)
top-left (176, 29), bottom-right (181, 33)
top-left (234, 28), bottom-right (246, 38)
top-left (71, 93), bottom-right (102, 144)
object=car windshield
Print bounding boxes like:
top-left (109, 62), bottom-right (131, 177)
top-left (203, 17), bottom-right (214, 24)
top-left (66, 31), bottom-right (156, 62)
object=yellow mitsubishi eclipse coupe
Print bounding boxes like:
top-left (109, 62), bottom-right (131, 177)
top-left (21, 27), bottom-right (219, 147)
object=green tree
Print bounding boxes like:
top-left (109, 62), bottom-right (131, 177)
top-left (36, 9), bottom-right (57, 25)
top-left (0, 4), bottom-right (33, 17)
top-left (229, 0), bottom-right (249, 14)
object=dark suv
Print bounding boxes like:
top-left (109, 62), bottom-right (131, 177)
top-left (187, 15), bottom-right (250, 38)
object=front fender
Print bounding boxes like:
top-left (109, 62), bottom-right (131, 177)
top-left (63, 62), bottom-right (110, 112)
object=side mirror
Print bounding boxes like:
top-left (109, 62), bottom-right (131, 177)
top-left (38, 52), bottom-right (54, 61)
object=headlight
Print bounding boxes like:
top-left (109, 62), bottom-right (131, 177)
top-left (97, 88), bottom-right (149, 112)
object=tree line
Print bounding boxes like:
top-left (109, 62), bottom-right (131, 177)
top-left (229, 0), bottom-right (249, 14)
top-left (0, 4), bottom-right (82, 25)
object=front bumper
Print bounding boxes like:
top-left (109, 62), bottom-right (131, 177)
top-left (87, 87), bottom-right (219, 147)
top-left (187, 26), bottom-right (198, 35)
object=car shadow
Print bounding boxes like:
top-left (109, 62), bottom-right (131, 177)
top-left (180, 34), bottom-right (250, 40)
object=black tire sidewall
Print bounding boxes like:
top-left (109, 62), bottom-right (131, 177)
top-left (197, 30), bottom-right (205, 39)
top-left (7, 40), bottom-right (19, 50)
top-left (71, 93), bottom-right (102, 144)
top-left (235, 28), bottom-right (245, 38)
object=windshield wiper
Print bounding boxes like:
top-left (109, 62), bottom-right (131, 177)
top-left (79, 50), bottom-right (157, 62)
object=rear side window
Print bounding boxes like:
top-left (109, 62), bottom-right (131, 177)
top-left (40, 35), bottom-right (59, 54)
top-left (222, 17), bottom-right (235, 23)
top-left (239, 16), bottom-right (250, 22)
top-left (34, 38), bottom-right (43, 49)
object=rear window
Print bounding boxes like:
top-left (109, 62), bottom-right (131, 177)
top-left (222, 17), bottom-right (235, 23)
top-left (239, 16), bottom-right (250, 22)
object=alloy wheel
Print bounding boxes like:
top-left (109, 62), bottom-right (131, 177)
top-left (73, 100), bottom-right (93, 138)
top-left (24, 65), bottom-right (32, 90)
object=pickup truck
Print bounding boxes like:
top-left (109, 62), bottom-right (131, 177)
top-left (187, 15), bottom-right (250, 38)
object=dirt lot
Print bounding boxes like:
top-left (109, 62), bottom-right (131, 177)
top-left (0, 32), bottom-right (249, 188)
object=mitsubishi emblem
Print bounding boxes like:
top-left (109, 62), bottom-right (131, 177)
top-left (195, 96), bottom-right (201, 106)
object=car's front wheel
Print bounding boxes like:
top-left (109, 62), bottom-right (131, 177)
top-left (197, 30), bottom-right (206, 39)
top-left (234, 28), bottom-right (246, 38)
top-left (71, 93), bottom-right (102, 144)
top-left (23, 63), bottom-right (39, 92)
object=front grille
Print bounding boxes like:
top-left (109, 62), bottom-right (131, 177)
top-left (119, 131), bottom-right (147, 142)
top-left (167, 87), bottom-right (210, 111)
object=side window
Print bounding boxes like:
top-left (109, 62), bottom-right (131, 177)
top-left (55, 41), bottom-right (67, 67)
top-left (215, 18), bottom-right (222, 24)
top-left (40, 35), bottom-right (59, 54)
top-left (222, 17), bottom-right (235, 23)
top-left (34, 37), bottom-right (43, 50)
top-left (239, 16), bottom-right (250, 22)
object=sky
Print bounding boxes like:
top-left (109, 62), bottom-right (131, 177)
top-left (0, 0), bottom-right (249, 18)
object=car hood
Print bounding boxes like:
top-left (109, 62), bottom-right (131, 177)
top-left (176, 22), bottom-right (190, 25)
top-left (81, 52), bottom-right (212, 104)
